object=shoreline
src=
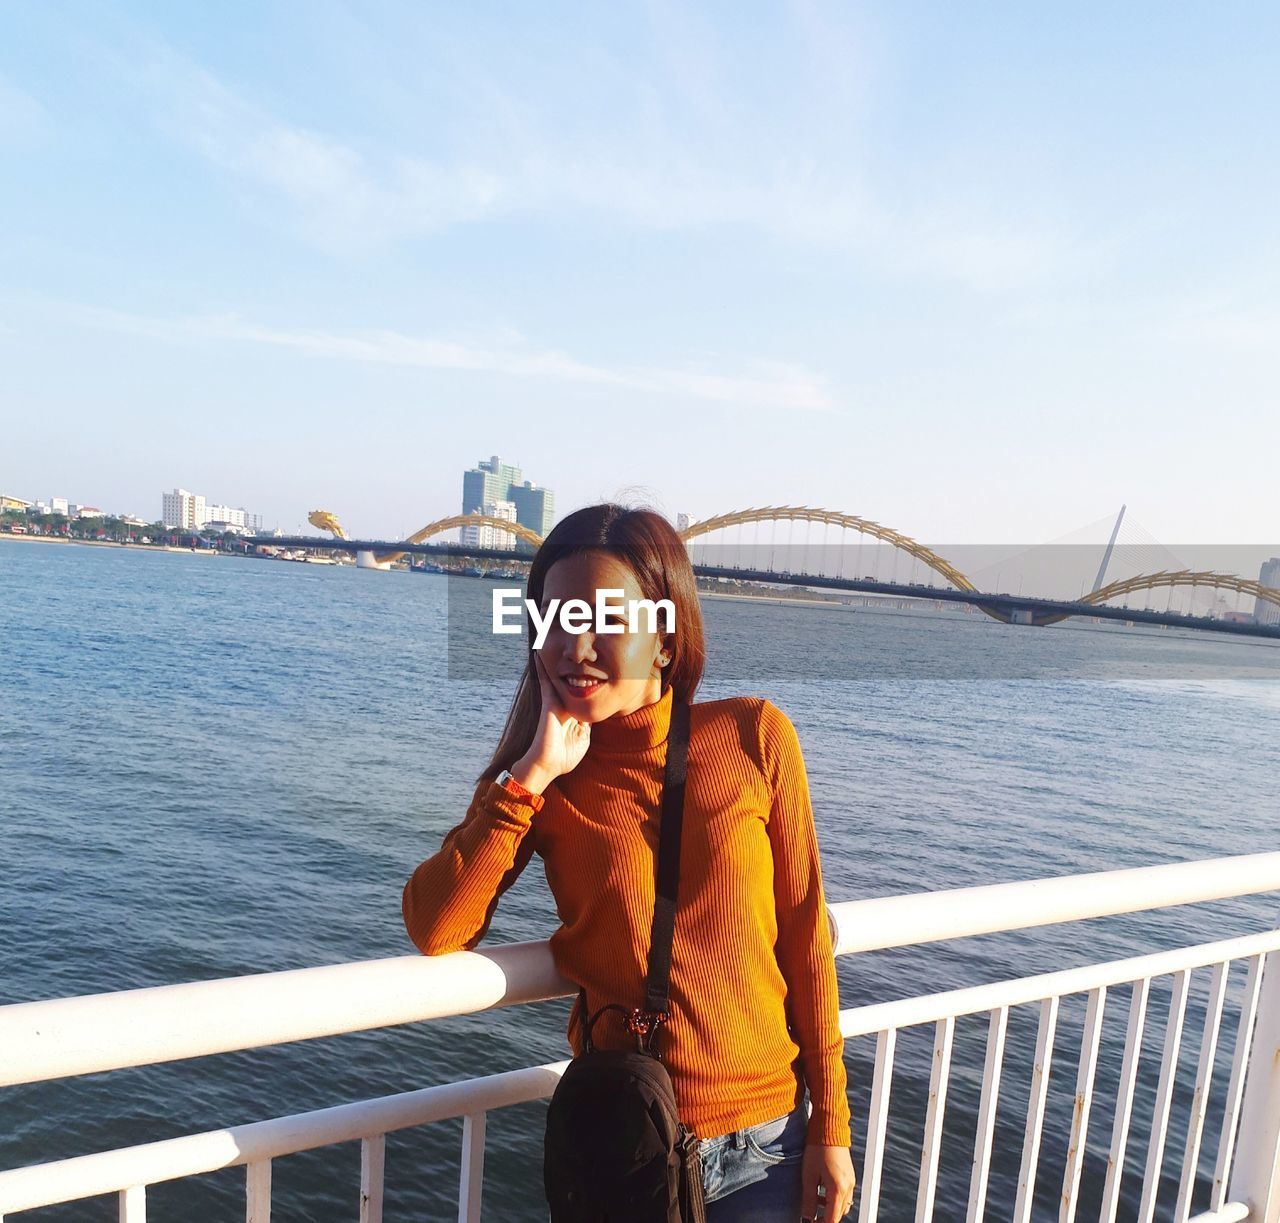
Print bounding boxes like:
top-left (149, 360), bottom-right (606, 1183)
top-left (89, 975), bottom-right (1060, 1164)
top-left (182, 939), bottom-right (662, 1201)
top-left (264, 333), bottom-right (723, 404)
top-left (700, 589), bottom-right (858, 608)
top-left (0, 534), bottom-right (220, 555)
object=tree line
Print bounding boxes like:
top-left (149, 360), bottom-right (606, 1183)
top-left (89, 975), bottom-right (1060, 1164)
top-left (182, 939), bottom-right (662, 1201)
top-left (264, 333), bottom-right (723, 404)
top-left (1, 510), bottom-right (250, 547)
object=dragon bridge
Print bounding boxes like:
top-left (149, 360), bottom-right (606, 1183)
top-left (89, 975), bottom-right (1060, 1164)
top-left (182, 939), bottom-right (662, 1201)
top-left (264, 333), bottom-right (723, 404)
top-left (304, 505), bottom-right (1278, 632)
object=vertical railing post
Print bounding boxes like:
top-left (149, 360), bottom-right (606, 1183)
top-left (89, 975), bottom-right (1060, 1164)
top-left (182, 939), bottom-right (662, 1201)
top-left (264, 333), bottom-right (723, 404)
top-left (245, 1160), bottom-right (271, 1223)
top-left (459, 1112), bottom-right (486, 1223)
top-left (361, 1135), bottom-right (386, 1223)
top-left (857, 1027), bottom-right (897, 1223)
top-left (1226, 949), bottom-right (1280, 1223)
top-left (967, 1006), bottom-right (1009, 1223)
top-left (1013, 996), bottom-right (1059, 1223)
top-left (118, 1185), bottom-right (146, 1221)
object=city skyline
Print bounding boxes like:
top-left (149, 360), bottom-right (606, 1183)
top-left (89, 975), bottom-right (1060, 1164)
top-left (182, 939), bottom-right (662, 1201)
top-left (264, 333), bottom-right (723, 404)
top-left (3, 5), bottom-right (1279, 542)
top-left (10, 474), bottom-right (1277, 624)
top-left (5, 469), bottom-right (1279, 556)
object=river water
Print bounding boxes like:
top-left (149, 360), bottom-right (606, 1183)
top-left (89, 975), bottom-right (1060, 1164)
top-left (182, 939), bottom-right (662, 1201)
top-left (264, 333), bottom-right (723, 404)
top-left (2, 540), bottom-right (1278, 1221)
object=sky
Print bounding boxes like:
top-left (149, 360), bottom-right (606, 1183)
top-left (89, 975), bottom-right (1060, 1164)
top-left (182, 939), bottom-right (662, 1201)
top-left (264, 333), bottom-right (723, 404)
top-left (1, 1), bottom-right (1278, 544)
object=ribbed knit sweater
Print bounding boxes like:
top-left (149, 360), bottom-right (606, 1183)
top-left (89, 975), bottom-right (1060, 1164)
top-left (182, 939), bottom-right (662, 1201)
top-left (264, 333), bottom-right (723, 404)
top-left (402, 685), bottom-right (852, 1147)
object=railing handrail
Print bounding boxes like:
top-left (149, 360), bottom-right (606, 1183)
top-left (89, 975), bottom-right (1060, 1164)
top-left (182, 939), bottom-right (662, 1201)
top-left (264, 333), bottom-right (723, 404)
top-left (0, 1061), bottom-right (573, 1215)
top-left (2, 851), bottom-right (1277, 1090)
top-left (827, 850), bottom-right (1280, 955)
top-left (5, 927), bottom-right (1279, 1217)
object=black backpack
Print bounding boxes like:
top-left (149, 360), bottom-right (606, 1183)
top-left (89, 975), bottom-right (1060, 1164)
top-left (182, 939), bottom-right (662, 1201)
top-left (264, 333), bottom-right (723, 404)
top-left (543, 699), bottom-right (706, 1222)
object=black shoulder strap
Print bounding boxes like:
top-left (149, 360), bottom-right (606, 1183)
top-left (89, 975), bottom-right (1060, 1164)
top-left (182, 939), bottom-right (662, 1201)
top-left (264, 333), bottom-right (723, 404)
top-left (644, 697), bottom-right (691, 1016)
top-left (574, 697), bottom-right (691, 1052)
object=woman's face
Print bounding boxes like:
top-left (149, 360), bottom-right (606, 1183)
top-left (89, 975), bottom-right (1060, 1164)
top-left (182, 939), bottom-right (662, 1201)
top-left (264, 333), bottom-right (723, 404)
top-left (536, 550), bottom-right (672, 722)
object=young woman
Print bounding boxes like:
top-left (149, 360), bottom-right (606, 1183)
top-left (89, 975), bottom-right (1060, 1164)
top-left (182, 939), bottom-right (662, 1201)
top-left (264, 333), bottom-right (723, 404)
top-left (403, 503), bottom-right (857, 1222)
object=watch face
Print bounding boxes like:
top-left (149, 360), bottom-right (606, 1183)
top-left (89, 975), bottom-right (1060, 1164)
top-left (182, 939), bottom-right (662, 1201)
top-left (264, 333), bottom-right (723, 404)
top-left (495, 770), bottom-right (540, 808)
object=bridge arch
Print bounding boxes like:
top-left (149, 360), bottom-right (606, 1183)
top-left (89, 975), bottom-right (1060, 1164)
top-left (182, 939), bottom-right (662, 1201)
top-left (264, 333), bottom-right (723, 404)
top-left (679, 505), bottom-right (977, 592)
top-left (1032, 570), bottom-right (1280, 626)
top-left (376, 514), bottom-right (543, 565)
top-left (308, 509), bottom-right (542, 566)
top-left (1084, 570), bottom-right (1280, 611)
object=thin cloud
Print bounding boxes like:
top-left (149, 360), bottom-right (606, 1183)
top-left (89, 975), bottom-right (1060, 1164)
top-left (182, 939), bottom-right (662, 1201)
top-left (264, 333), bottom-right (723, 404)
top-left (142, 56), bottom-right (507, 254)
top-left (67, 303), bottom-right (837, 412)
top-left (134, 37), bottom-right (1066, 289)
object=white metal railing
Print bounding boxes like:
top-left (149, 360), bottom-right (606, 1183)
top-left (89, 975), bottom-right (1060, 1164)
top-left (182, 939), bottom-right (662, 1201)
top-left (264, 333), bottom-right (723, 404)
top-left (2, 852), bottom-right (1279, 1223)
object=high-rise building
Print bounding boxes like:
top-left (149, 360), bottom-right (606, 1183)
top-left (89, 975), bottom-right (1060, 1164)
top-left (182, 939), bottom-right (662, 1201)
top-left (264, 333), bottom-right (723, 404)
top-left (462, 456), bottom-right (523, 516)
top-left (460, 455), bottom-right (555, 544)
top-left (162, 489), bottom-right (206, 530)
top-left (1256, 557), bottom-right (1280, 626)
top-left (509, 480), bottom-right (555, 538)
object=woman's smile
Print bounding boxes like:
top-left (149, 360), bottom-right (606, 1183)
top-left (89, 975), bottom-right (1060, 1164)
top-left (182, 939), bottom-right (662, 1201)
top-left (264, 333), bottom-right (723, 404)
top-left (561, 671), bottom-right (608, 699)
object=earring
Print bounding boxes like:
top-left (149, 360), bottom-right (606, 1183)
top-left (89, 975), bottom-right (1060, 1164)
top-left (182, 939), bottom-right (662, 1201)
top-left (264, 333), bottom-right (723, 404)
top-left (657, 653), bottom-right (671, 666)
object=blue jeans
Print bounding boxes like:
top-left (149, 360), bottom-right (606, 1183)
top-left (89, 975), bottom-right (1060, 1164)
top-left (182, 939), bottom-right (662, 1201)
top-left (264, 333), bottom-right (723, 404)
top-left (699, 1095), bottom-right (810, 1222)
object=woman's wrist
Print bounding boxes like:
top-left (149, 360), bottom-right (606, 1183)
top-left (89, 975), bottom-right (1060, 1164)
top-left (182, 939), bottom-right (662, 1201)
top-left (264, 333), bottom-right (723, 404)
top-left (510, 757), bottom-right (555, 794)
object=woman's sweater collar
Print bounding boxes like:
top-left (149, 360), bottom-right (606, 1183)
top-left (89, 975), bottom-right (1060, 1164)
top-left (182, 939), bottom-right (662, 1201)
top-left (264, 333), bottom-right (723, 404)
top-left (588, 684), bottom-right (673, 755)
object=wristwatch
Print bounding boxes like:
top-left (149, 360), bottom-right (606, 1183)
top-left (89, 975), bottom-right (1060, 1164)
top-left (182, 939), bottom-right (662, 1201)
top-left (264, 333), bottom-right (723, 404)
top-left (495, 768), bottom-right (544, 811)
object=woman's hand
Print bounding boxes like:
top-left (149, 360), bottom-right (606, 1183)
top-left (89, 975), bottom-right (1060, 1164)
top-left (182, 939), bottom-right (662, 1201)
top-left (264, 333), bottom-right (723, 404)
top-left (801, 1144), bottom-right (856, 1221)
top-left (510, 650), bottom-right (592, 792)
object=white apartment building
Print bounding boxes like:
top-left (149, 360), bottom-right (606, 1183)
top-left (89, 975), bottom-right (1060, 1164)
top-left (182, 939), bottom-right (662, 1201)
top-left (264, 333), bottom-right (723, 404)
top-left (460, 500), bottom-right (517, 551)
top-left (204, 504), bottom-right (247, 531)
top-left (1256, 557), bottom-right (1280, 626)
top-left (161, 489), bottom-right (260, 532)
top-left (161, 489), bottom-right (207, 530)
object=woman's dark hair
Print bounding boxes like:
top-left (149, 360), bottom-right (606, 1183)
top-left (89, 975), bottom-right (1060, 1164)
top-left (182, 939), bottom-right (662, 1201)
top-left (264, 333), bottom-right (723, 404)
top-left (477, 502), bottom-right (706, 784)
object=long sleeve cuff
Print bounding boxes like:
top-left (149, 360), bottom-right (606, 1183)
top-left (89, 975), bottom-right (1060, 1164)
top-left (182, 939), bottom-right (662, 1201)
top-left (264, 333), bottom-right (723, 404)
top-left (807, 1086), bottom-right (853, 1147)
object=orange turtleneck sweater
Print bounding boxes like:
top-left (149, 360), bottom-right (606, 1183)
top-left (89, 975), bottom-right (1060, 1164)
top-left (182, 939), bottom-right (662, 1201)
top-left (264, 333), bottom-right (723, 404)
top-left (402, 686), bottom-right (852, 1147)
